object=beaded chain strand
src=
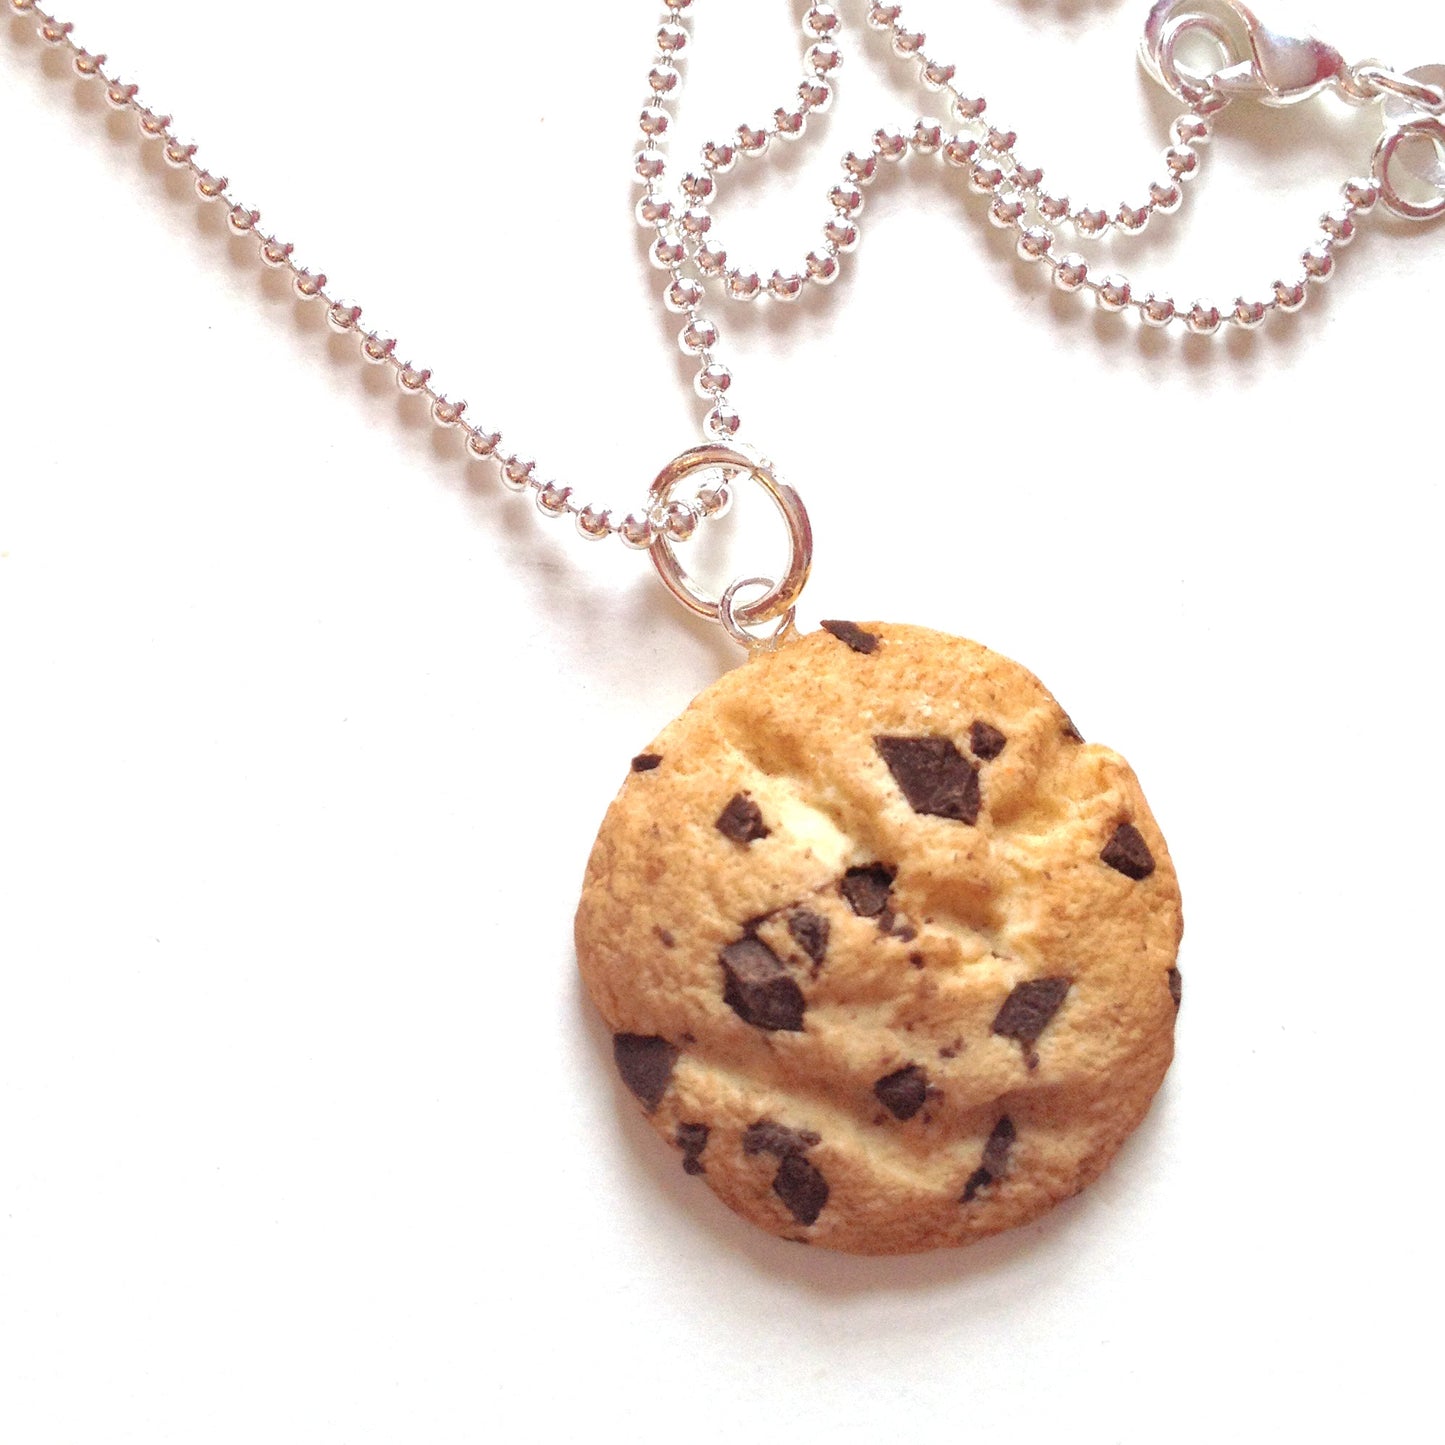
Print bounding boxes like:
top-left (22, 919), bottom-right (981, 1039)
top-left (10, 0), bottom-right (1433, 552)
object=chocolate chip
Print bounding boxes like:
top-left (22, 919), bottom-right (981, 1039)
top-left (962, 1116), bottom-right (1016, 1203)
top-left (939, 1037), bottom-right (963, 1059)
top-left (992, 977), bottom-right (1071, 1051)
top-left (654, 926), bottom-right (675, 949)
top-left (720, 937), bottom-right (806, 1032)
top-left (631, 753), bottom-right (663, 773)
top-left (1101, 821), bottom-right (1156, 880)
top-left (1061, 715), bottom-right (1084, 743)
top-left (875, 735), bottom-right (981, 824)
top-left (1168, 966), bottom-right (1183, 1009)
top-left (772, 1154), bottom-right (830, 1225)
top-left (982, 1115), bottom-right (1017, 1173)
top-left (820, 619), bottom-right (879, 655)
top-left (909, 952), bottom-right (926, 969)
top-left (970, 720), bottom-right (1008, 760)
top-left (743, 1119), bottom-right (820, 1158)
top-left (840, 862), bottom-right (896, 918)
top-left (786, 907), bottom-right (829, 965)
top-left (892, 922), bottom-right (917, 943)
top-left (675, 1123), bottom-right (710, 1175)
top-left (715, 792), bottom-right (770, 844)
top-left (873, 1064), bottom-right (929, 1121)
top-left (612, 1033), bottom-right (679, 1112)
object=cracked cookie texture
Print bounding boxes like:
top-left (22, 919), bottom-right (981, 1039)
top-left (575, 622), bottom-right (1183, 1255)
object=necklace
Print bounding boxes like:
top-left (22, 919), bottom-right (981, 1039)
top-left (5, 0), bottom-right (1442, 1259)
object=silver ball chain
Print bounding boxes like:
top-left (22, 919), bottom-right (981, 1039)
top-left (12, 0), bottom-right (1441, 557)
top-left (635, 0), bottom-right (1442, 456)
top-left (8, 0), bottom-right (638, 545)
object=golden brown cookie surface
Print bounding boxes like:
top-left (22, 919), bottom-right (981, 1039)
top-left (575, 622), bottom-right (1183, 1255)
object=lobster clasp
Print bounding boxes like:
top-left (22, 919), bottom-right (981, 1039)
top-left (1142, 1), bottom-right (1347, 106)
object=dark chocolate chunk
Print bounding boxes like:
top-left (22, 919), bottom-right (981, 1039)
top-left (1061, 714), bottom-right (1084, 743)
top-left (743, 1119), bottom-right (820, 1158)
top-left (675, 1123), bottom-right (710, 1176)
top-left (961, 1168), bottom-right (990, 1203)
top-left (962, 1116), bottom-right (1017, 1202)
top-left (820, 619), bottom-right (879, 655)
top-left (720, 937), bottom-right (806, 1032)
top-left (992, 978), bottom-right (1071, 1061)
top-left (654, 926), bottom-right (675, 949)
top-left (772, 1154), bottom-right (830, 1225)
top-left (715, 792), bottom-right (770, 844)
top-left (982, 1115), bottom-right (1017, 1174)
top-left (1101, 822), bottom-right (1156, 880)
top-left (1168, 966), bottom-right (1183, 1009)
top-left (873, 1064), bottom-right (929, 1121)
top-left (840, 862), bottom-right (896, 918)
top-left (892, 922), bottom-right (917, 943)
top-left (631, 753), bottom-right (663, 773)
top-left (909, 952), bottom-right (926, 970)
top-left (970, 720), bottom-right (1008, 760)
top-left (787, 907), bottom-right (830, 965)
top-left (612, 1033), bottom-right (679, 1112)
top-left (875, 735), bottom-right (981, 824)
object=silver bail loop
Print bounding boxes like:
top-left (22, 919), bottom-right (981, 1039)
top-left (1141, 1), bottom-right (1345, 106)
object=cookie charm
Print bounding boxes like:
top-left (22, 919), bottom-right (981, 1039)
top-left (575, 623), bottom-right (1183, 1255)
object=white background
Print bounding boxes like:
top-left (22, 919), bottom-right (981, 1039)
top-left (2, 1), bottom-right (1440, 1441)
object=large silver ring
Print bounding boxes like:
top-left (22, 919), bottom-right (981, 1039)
top-left (647, 445), bottom-right (813, 627)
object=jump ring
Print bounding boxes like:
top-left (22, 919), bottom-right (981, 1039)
top-left (1373, 116), bottom-right (1445, 222)
top-left (1355, 65), bottom-right (1445, 115)
top-left (1380, 65), bottom-right (1445, 128)
top-left (646, 444), bottom-right (813, 628)
top-left (718, 576), bottom-right (797, 652)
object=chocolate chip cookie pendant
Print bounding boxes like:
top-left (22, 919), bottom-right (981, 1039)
top-left (575, 622), bottom-right (1183, 1255)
